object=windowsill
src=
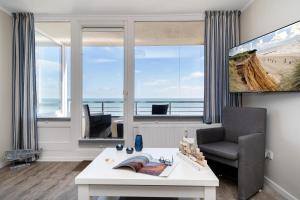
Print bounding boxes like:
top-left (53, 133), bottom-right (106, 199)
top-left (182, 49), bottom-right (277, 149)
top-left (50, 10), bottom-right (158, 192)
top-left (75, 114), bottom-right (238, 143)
top-left (133, 115), bottom-right (203, 122)
top-left (79, 138), bottom-right (125, 144)
top-left (37, 115), bottom-right (202, 122)
top-left (37, 117), bottom-right (71, 122)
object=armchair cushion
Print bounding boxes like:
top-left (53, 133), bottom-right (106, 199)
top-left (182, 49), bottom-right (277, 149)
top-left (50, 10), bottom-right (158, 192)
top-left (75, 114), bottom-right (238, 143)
top-left (223, 107), bottom-right (266, 143)
top-left (196, 127), bottom-right (225, 144)
top-left (199, 141), bottom-right (238, 160)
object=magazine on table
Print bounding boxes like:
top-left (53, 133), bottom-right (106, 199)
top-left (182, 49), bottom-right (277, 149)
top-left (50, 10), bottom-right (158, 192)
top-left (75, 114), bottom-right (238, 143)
top-left (113, 153), bottom-right (176, 177)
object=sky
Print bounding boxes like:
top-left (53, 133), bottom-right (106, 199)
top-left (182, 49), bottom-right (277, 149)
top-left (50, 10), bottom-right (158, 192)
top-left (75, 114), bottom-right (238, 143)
top-left (83, 45), bottom-right (204, 99)
top-left (36, 45), bottom-right (61, 100)
top-left (36, 44), bottom-right (204, 100)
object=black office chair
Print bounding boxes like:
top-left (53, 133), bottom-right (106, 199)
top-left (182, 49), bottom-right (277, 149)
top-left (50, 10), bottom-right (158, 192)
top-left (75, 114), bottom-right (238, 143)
top-left (83, 104), bottom-right (112, 138)
top-left (152, 104), bottom-right (169, 115)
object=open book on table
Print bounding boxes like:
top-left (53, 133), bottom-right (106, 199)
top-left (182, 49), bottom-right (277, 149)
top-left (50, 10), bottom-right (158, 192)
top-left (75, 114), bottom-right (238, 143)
top-left (113, 153), bottom-right (176, 177)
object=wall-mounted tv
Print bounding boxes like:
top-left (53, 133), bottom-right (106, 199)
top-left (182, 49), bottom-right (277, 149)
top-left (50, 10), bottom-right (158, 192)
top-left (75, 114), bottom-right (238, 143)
top-left (229, 21), bottom-right (300, 93)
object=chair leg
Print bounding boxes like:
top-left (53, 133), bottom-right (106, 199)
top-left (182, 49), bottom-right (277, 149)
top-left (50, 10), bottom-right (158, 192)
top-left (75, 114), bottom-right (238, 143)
top-left (238, 166), bottom-right (264, 200)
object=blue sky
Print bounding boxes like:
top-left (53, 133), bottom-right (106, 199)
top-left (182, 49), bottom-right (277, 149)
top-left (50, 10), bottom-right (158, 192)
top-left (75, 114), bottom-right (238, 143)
top-left (135, 45), bottom-right (204, 99)
top-left (36, 45), bottom-right (61, 100)
top-left (83, 45), bottom-right (204, 99)
top-left (37, 45), bottom-right (204, 100)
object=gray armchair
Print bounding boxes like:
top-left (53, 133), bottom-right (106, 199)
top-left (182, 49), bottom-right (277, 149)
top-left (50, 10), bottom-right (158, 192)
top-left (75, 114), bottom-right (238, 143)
top-left (197, 107), bottom-right (266, 200)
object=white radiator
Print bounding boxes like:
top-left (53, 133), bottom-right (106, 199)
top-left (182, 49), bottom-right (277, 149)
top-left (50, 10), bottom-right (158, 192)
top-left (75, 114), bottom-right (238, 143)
top-left (132, 123), bottom-right (220, 148)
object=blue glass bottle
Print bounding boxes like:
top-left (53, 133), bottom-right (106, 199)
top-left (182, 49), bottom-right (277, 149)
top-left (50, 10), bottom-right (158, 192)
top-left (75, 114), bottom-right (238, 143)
top-left (134, 134), bottom-right (143, 152)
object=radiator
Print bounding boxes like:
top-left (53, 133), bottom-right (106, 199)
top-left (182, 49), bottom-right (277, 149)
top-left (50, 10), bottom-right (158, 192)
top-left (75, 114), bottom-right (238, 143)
top-left (132, 124), bottom-right (203, 148)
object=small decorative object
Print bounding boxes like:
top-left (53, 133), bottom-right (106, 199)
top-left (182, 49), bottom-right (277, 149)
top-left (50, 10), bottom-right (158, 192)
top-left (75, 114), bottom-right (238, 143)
top-left (116, 144), bottom-right (123, 151)
top-left (134, 134), bottom-right (143, 152)
top-left (178, 135), bottom-right (207, 170)
top-left (126, 147), bottom-right (134, 154)
top-left (159, 156), bottom-right (174, 166)
top-left (5, 149), bottom-right (42, 170)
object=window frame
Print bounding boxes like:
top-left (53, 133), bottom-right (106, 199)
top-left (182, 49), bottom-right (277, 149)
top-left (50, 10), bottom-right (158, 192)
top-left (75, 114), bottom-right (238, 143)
top-left (81, 26), bottom-right (126, 117)
top-left (34, 15), bottom-right (205, 145)
top-left (74, 20), bottom-right (131, 141)
top-left (133, 20), bottom-right (205, 118)
top-left (35, 29), bottom-right (67, 119)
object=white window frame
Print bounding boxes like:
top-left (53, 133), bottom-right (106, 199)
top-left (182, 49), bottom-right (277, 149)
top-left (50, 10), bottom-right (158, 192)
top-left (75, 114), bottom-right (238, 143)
top-left (73, 19), bottom-right (131, 143)
top-left (81, 25), bottom-right (126, 117)
top-left (133, 20), bottom-right (205, 118)
top-left (35, 27), bottom-right (69, 119)
top-left (35, 14), bottom-right (204, 146)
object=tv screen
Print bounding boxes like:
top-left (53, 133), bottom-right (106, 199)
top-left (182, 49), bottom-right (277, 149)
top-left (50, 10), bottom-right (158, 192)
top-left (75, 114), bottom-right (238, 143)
top-left (229, 21), bottom-right (300, 93)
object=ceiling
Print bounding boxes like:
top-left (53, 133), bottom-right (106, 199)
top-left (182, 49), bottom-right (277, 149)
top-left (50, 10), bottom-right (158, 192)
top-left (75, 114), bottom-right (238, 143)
top-left (0, 0), bottom-right (252, 15)
top-left (35, 21), bottom-right (204, 46)
top-left (36, 22), bottom-right (71, 45)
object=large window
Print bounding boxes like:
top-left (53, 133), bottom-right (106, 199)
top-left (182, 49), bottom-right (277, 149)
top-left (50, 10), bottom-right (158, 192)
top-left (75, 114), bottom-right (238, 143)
top-left (134, 21), bottom-right (204, 116)
top-left (35, 20), bottom-right (204, 122)
top-left (35, 22), bottom-right (71, 118)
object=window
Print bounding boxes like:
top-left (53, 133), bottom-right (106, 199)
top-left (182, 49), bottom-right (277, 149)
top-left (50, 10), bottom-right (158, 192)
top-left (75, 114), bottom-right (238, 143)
top-left (82, 27), bottom-right (124, 117)
top-left (134, 21), bottom-right (204, 116)
top-left (35, 22), bottom-right (71, 118)
top-left (81, 27), bottom-right (125, 139)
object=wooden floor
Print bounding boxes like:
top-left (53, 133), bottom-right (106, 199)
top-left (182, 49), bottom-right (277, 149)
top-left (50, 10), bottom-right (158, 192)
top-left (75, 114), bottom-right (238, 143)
top-left (0, 162), bottom-right (284, 200)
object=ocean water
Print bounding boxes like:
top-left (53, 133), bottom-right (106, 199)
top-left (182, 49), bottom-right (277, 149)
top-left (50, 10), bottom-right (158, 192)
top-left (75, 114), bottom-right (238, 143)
top-left (37, 98), bottom-right (204, 117)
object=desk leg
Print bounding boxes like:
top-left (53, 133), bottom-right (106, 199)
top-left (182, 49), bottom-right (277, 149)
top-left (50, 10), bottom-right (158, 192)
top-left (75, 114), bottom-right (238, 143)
top-left (78, 185), bottom-right (89, 200)
top-left (204, 186), bottom-right (216, 200)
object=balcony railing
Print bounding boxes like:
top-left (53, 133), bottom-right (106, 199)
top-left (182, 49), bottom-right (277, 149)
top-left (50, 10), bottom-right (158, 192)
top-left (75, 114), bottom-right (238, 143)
top-left (82, 100), bottom-right (204, 116)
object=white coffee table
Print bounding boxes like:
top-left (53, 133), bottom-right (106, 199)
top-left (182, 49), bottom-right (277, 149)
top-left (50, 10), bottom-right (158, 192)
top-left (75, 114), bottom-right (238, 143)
top-left (75, 148), bottom-right (219, 200)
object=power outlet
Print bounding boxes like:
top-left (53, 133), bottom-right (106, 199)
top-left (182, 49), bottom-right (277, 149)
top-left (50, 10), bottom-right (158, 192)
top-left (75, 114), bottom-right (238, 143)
top-left (265, 150), bottom-right (274, 160)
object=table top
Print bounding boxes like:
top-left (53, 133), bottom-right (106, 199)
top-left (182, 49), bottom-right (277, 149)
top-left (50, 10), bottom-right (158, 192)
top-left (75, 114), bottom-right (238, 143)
top-left (75, 148), bottom-right (219, 187)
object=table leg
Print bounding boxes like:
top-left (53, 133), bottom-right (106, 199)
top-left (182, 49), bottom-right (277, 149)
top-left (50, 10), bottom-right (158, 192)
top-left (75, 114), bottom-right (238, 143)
top-left (78, 185), bottom-right (89, 200)
top-left (204, 186), bottom-right (216, 200)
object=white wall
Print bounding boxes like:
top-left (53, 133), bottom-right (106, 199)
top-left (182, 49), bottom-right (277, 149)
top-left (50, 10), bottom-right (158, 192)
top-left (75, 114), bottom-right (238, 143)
top-left (241, 0), bottom-right (300, 199)
top-left (38, 121), bottom-right (105, 161)
top-left (0, 10), bottom-right (12, 168)
top-left (38, 120), bottom-right (219, 161)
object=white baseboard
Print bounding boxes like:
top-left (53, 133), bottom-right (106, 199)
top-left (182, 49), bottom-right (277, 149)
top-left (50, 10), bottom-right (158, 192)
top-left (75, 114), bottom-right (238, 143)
top-left (264, 176), bottom-right (299, 200)
top-left (38, 156), bottom-right (96, 162)
top-left (37, 159), bottom-right (88, 162)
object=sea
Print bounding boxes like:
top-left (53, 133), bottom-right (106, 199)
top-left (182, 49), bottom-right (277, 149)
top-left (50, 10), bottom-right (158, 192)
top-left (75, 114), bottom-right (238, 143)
top-left (37, 98), bottom-right (204, 117)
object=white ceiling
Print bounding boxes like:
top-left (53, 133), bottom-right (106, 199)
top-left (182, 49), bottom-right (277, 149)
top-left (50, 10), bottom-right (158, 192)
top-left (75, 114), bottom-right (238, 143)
top-left (0, 0), bottom-right (252, 15)
top-left (36, 21), bottom-right (204, 46)
top-left (35, 21), bottom-right (204, 46)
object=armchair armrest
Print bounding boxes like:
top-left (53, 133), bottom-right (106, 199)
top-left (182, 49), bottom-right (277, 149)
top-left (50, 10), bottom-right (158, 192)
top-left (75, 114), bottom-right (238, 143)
top-left (238, 133), bottom-right (265, 199)
top-left (238, 132), bottom-right (265, 162)
top-left (196, 127), bottom-right (225, 145)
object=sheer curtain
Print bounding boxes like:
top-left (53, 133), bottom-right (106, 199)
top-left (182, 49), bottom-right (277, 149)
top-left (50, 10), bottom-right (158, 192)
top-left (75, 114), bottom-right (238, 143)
top-left (203, 11), bottom-right (242, 123)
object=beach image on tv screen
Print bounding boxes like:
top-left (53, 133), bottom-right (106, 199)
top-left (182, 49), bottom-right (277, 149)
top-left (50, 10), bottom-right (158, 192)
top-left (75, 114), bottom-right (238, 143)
top-left (229, 21), bottom-right (300, 92)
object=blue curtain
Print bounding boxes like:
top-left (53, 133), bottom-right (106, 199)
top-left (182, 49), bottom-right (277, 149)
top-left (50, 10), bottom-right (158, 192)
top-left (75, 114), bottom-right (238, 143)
top-left (12, 13), bottom-right (38, 150)
top-left (203, 11), bottom-right (242, 124)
